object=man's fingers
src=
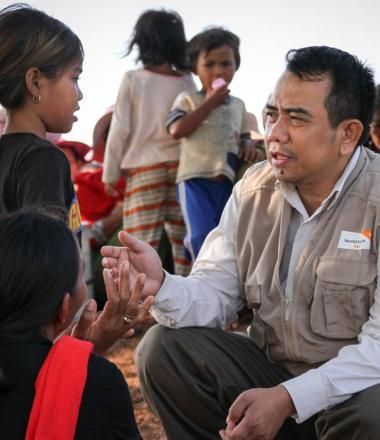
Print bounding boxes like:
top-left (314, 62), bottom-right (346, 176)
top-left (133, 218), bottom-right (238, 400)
top-left (101, 243), bottom-right (124, 258)
top-left (219, 430), bottom-right (228, 439)
top-left (118, 230), bottom-right (147, 253)
top-left (228, 391), bottom-right (251, 426)
top-left (71, 299), bottom-right (97, 340)
top-left (225, 416), bottom-right (250, 439)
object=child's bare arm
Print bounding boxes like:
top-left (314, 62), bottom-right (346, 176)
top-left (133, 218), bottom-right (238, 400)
top-left (239, 138), bottom-right (259, 162)
top-left (169, 86), bottom-right (230, 139)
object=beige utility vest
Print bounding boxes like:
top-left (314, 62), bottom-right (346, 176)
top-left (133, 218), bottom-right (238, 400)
top-left (236, 149), bottom-right (380, 376)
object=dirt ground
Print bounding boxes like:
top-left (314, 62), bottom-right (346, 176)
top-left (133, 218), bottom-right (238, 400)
top-left (106, 312), bottom-right (251, 439)
top-left (106, 323), bottom-right (167, 440)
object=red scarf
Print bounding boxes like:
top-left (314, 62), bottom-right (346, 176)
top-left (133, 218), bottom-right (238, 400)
top-left (25, 335), bottom-right (93, 440)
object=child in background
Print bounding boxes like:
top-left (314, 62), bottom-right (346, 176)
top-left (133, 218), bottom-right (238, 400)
top-left (0, 4), bottom-right (82, 233)
top-left (77, 107), bottom-right (125, 308)
top-left (103, 9), bottom-right (196, 276)
top-left (57, 139), bottom-right (91, 183)
top-left (167, 27), bottom-right (257, 261)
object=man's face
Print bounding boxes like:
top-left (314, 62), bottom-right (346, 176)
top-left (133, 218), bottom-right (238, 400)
top-left (264, 71), bottom-right (350, 197)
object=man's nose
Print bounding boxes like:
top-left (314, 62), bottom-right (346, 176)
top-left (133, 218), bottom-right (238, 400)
top-left (266, 117), bottom-right (289, 145)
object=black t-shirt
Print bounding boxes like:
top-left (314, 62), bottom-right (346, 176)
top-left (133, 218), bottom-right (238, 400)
top-left (0, 337), bottom-right (141, 439)
top-left (0, 133), bottom-right (81, 232)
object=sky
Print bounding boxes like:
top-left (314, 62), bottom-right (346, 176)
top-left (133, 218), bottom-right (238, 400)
top-left (2, 0), bottom-right (379, 145)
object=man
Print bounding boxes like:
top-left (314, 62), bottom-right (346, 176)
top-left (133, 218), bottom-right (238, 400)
top-left (102, 46), bottom-right (378, 439)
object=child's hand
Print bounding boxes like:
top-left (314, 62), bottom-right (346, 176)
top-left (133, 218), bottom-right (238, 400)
top-left (239, 139), bottom-right (258, 163)
top-left (205, 84), bottom-right (230, 109)
top-left (104, 182), bottom-right (121, 198)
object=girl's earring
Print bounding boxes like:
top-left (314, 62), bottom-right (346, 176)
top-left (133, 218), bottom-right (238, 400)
top-left (32, 94), bottom-right (41, 104)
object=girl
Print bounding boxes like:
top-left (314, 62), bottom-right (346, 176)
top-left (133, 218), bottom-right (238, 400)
top-left (0, 3), bottom-right (83, 232)
top-left (0, 209), bottom-right (142, 439)
top-left (102, 9), bottom-right (196, 276)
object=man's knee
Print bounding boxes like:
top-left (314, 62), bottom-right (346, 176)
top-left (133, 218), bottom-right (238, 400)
top-left (351, 384), bottom-right (380, 436)
top-left (135, 324), bottom-right (172, 373)
top-left (316, 384), bottom-right (380, 440)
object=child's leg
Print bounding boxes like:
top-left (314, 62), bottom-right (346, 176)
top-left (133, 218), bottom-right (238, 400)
top-left (123, 164), bottom-right (167, 249)
top-left (164, 162), bottom-right (191, 277)
top-left (177, 178), bottom-right (233, 261)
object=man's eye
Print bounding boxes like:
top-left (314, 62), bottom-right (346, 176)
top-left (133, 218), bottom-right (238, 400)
top-left (290, 115), bottom-right (306, 123)
top-left (265, 111), bottom-right (277, 120)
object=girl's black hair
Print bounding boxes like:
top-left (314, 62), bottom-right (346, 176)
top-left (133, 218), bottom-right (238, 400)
top-left (125, 9), bottom-right (188, 72)
top-left (0, 3), bottom-right (83, 109)
top-left (0, 208), bottom-right (80, 389)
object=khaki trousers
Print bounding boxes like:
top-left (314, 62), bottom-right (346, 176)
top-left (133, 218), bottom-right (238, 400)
top-left (136, 325), bottom-right (380, 440)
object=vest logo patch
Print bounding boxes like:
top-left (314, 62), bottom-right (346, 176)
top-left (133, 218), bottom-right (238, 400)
top-left (338, 230), bottom-right (371, 250)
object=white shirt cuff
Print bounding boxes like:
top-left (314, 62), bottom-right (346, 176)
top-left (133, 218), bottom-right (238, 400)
top-left (282, 369), bottom-right (329, 423)
top-left (150, 272), bottom-right (180, 327)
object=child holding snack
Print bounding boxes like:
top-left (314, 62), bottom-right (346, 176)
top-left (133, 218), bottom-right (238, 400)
top-left (167, 27), bottom-right (257, 260)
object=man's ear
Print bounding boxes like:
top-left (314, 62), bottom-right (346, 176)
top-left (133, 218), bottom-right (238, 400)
top-left (339, 119), bottom-right (363, 156)
top-left (25, 67), bottom-right (42, 98)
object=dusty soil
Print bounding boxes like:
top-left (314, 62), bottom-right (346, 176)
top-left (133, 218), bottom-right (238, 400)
top-left (106, 311), bottom-right (252, 439)
top-left (106, 323), bottom-right (167, 440)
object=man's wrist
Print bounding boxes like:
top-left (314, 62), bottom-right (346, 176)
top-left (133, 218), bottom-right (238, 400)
top-left (277, 384), bottom-right (296, 418)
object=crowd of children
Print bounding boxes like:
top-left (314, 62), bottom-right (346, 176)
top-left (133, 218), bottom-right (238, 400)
top-left (54, 10), bottom-right (265, 293)
top-left (0, 3), bottom-right (266, 438)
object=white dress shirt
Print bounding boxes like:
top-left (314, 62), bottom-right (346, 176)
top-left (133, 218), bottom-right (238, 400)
top-left (151, 147), bottom-right (380, 422)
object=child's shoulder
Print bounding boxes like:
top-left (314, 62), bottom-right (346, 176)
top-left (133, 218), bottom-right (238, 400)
top-left (123, 68), bottom-right (194, 88)
top-left (1, 132), bottom-right (56, 150)
top-left (172, 90), bottom-right (201, 110)
top-left (0, 133), bottom-right (67, 168)
top-left (230, 95), bottom-right (246, 106)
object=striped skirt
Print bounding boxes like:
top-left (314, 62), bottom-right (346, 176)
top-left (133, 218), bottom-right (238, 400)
top-left (123, 161), bottom-right (191, 276)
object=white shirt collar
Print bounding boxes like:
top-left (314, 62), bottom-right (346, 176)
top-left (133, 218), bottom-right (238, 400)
top-left (276, 146), bottom-right (362, 223)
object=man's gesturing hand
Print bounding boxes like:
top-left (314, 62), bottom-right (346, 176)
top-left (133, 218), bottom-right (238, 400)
top-left (101, 230), bottom-right (165, 297)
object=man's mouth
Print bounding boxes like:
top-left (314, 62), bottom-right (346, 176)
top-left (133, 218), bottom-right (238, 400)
top-left (270, 151), bottom-right (292, 167)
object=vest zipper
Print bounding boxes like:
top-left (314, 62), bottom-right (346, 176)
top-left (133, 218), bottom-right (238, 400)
top-left (284, 298), bottom-right (291, 321)
top-left (284, 298), bottom-right (296, 360)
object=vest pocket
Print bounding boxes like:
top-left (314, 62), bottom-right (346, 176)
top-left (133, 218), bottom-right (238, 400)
top-left (245, 284), bottom-right (262, 309)
top-left (311, 256), bottom-right (376, 339)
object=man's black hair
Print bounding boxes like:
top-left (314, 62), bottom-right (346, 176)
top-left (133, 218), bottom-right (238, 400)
top-left (286, 46), bottom-right (375, 145)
